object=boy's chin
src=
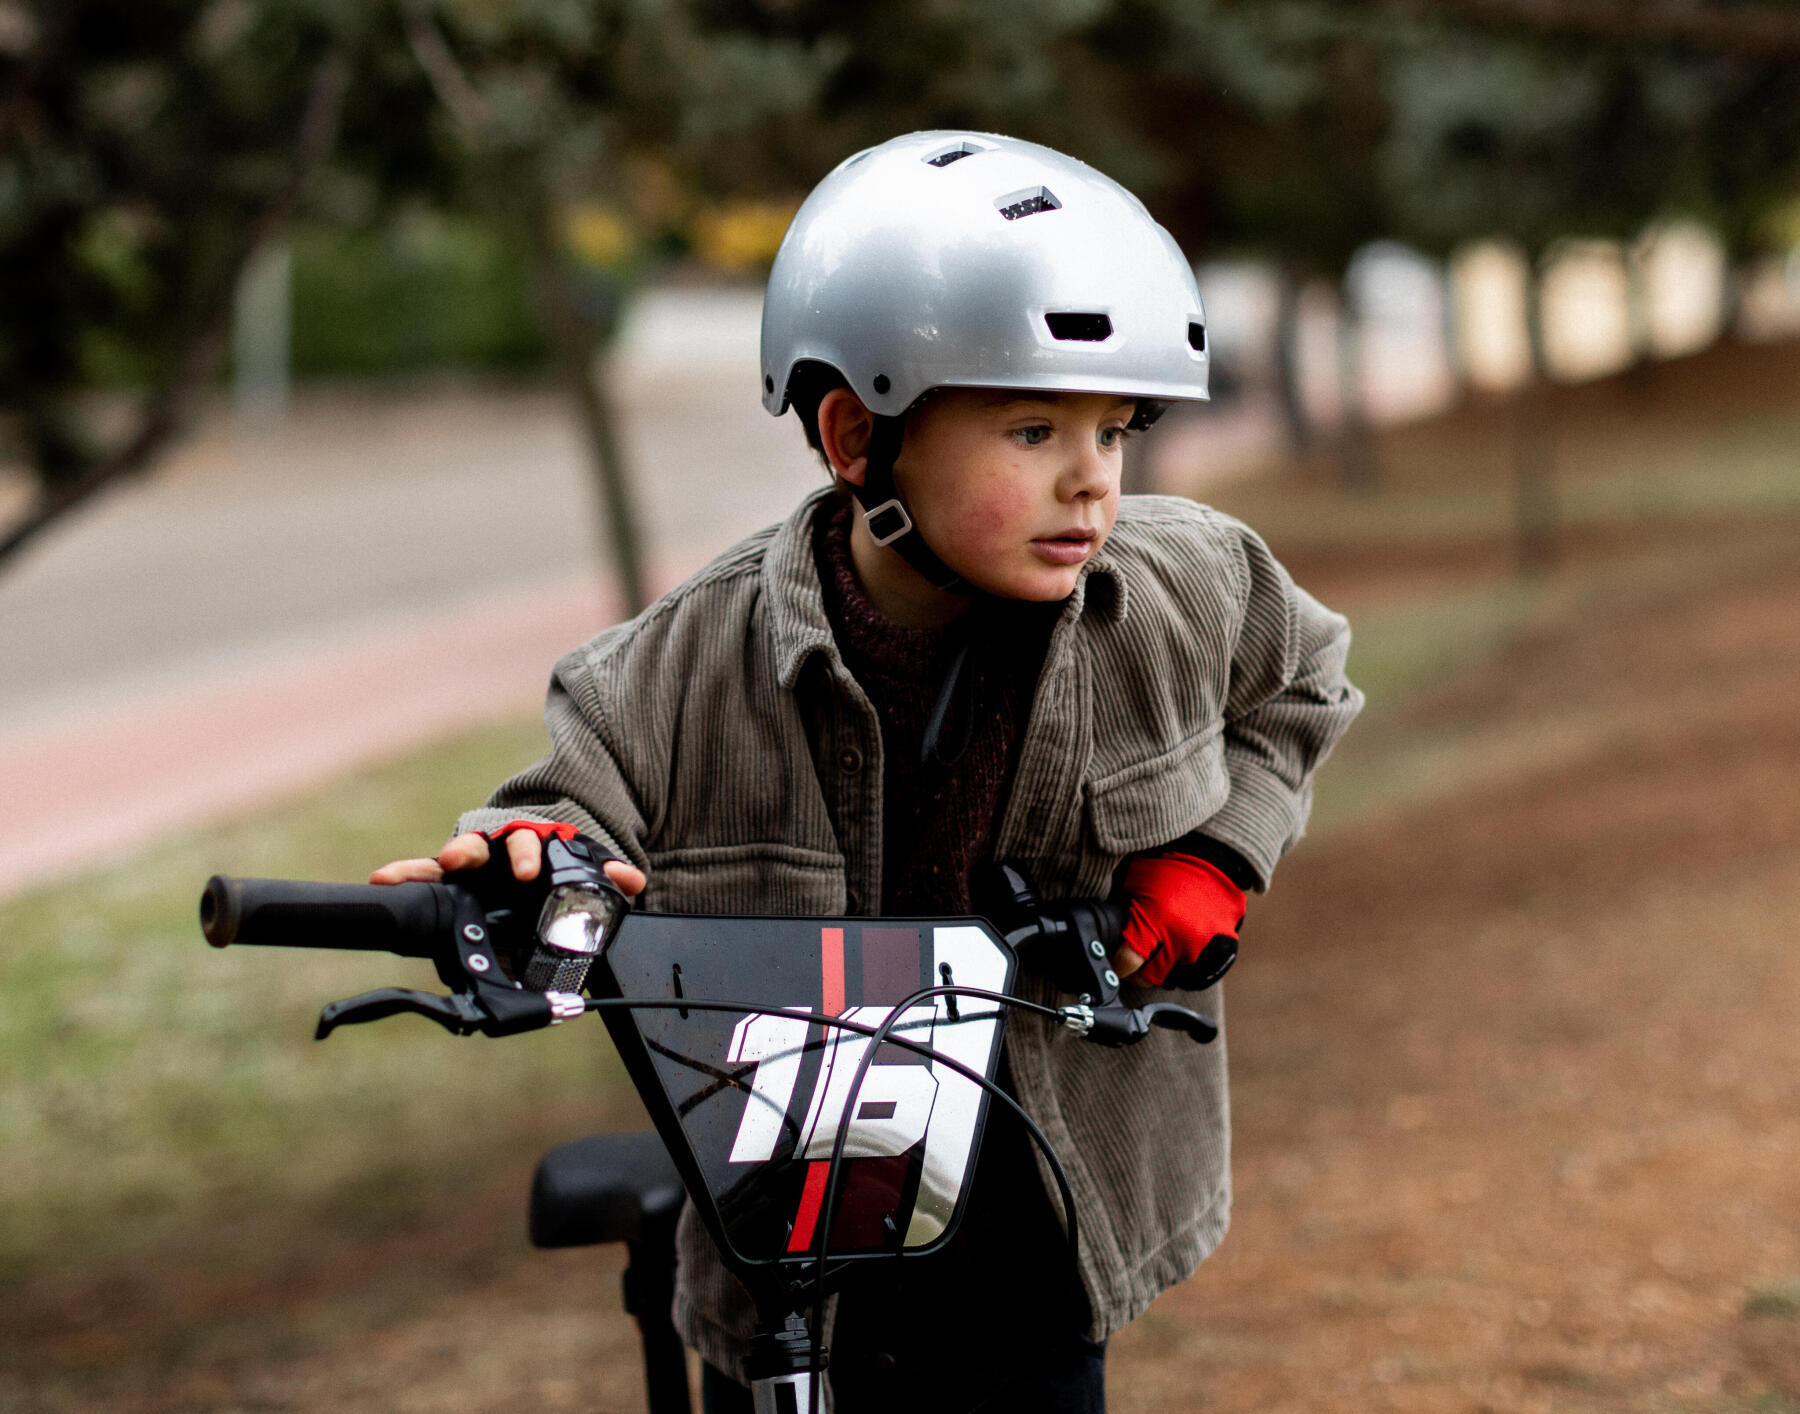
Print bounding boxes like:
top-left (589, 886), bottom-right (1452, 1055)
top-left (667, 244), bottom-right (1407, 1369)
top-left (962, 566), bottom-right (1083, 604)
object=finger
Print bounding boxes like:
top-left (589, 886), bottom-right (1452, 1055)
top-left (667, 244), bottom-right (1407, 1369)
top-left (1111, 946), bottom-right (1146, 980)
top-left (506, 830), bottom-right (543, 881)
top-left (437, 833), bottom-right (493, 872)
top-left (603, 859), bottom-right (647, 897)
top-left (370, 858), bottom-right (445, 885)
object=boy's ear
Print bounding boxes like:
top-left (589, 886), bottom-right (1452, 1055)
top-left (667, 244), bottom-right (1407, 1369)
top-left (817, 386), bottom-right (875, 487)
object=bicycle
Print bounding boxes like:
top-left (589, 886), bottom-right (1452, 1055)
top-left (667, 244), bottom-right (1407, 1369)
top-left (200, 833), bottom-right (1229, 1413)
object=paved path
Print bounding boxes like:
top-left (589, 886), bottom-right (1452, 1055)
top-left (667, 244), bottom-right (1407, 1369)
top-left (0, 287), bottom-right (1271, 898)
top-left (0, 290), bottom-right (822, 896)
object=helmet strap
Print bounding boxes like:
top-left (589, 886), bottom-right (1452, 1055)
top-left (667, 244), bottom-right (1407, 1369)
top-left (853, 414), bottom-right (966, 593)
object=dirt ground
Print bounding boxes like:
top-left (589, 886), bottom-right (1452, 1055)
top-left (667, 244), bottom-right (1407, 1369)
top-left (7, 355), bottom-right (1800, 1411)
top-left (1107, 518), bottom-right (1800, 1413)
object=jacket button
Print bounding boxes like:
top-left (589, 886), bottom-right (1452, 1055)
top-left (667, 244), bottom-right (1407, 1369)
top-left (838, 746), bottom-right (864, 774)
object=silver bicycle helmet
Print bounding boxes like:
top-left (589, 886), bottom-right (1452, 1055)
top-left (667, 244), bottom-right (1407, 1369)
top-left (761, 130), bottom-right (1208, 590)
top-left (761, 130), bottom-right (1210, 420)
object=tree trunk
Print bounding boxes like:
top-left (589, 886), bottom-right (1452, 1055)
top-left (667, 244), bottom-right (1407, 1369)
top-left (404, 4), bottom-right (647, 618)
top-left (1514, 261), bottom-right (1556, 573)
top-left (1335, 290), bottom-right (1378, 493)
top-left (1272, 264), bottom-right (1313, 458)
top-left (522, 202), bottom-right (647, 618)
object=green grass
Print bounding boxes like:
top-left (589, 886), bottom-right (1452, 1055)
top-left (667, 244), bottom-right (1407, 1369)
top-left (1336, 579), bottom-right (1549, 708)
top-left (0, 716), bottom-right (639, 1289)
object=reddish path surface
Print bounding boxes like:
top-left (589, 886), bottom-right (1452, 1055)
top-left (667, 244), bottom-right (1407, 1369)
top-left (0, 570), bottom-right (624, 893)
top-left (0, 326), bottom-right (814, 898)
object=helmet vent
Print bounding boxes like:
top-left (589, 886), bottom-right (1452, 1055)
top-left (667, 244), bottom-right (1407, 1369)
top-left (1045, 312), bottom-right (1114, 342)
top-left (996, 186), bottom-right (1061, 220)
top-left (924, 140), bottom-right (990, 168)
top-left (1188, 322), bottom-right (1207, 352)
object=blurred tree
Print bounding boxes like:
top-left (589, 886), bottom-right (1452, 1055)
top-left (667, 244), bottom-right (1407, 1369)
top-left (7, 0), bottom-right (1800, 593)
top-left (312, 0), bottom-right (852, 613)
top-left (1073, 2), bottom-right (1393, 482)
top-left (1372, 15), bottom-right (1800, 565)
top-left (286, 214), bottom-right (546, 377)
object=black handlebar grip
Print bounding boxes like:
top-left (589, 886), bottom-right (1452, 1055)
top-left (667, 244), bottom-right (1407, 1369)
top-left (1161, 933), bottom-right (1239, 992)
top-left (1092, 898), bottom-right (1127, 950)
top-left (201, 876), bottom-right (457, 959)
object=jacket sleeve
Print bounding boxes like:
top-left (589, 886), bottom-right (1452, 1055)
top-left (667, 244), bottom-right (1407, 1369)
top-left (456, 628), bottom-right (660, 871)
top-left (1198, 527), bottom-right (1363, 890)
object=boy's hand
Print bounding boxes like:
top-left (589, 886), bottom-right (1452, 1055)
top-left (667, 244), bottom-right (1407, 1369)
top-left (370, 824), bottom-right (647, 897)
top-left (1113, 852), bottom-right (1244, 988)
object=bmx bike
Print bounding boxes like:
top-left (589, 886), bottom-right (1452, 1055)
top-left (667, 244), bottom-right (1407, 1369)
top-left (200, 832), bottom-right (1229, 1413)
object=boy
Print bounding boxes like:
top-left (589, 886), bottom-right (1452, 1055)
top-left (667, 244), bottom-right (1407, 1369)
top-left (376, 132), bottom-right (1361, 1410)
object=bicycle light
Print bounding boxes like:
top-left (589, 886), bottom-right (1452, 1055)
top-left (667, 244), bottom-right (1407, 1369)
top-left (525, 881), bottom-right (626, 992)
top-left (521, 834), bottom-right (630, 994)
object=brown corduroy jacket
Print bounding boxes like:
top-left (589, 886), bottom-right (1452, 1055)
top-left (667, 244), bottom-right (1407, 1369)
top-left (460, 488), bottom-right (1362, 1376)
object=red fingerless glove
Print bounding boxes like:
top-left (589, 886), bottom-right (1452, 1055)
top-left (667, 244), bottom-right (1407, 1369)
top-left (1119, 852), bottom-right (1247, 988)
top-left (483, 819), bottom-right (578, 845)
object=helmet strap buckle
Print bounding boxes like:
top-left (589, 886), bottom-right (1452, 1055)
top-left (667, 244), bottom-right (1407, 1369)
top-left (851, 413), bottom-right (966, 593)
top-left (862, 498), bottom-right (914, 547)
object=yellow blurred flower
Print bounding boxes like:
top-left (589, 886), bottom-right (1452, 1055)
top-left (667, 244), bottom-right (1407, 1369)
top-left (691, 198), bottom-right (801, 274)
top-left (564, 204), bottom-right (633, 269)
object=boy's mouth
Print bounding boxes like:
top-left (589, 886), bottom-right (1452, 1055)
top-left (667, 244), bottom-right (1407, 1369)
top-left (1031, 527), bottom-right (1099, 564)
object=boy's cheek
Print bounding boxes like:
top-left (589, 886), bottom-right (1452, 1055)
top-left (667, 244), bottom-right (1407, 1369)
top-left (958, 484), bottom-right (1035, 540)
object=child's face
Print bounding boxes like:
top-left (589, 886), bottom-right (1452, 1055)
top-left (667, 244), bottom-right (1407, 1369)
top-left (889, 388), bottom-right (1136, 603)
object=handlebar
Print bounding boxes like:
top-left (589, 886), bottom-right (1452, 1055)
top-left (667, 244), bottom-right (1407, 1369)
top-left (201, 875), bottom-right (456, 958)
top-left (200, 858), bottom-right (1222, 1046)
top-left (977, 865), bottom-right (1231, 1022)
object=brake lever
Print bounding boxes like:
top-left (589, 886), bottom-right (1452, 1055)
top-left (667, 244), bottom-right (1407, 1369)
top-left (316, 981), bottom-right (587, 1040)
top-left (1138, 1001), bottom-right (1219, 1043)
top-left (1055, 999), bottom-right (1219, 1047)
top-left (317, 987), bottom-right (485, 1039)
top-left (310, 847), bottom-right (621, 1042)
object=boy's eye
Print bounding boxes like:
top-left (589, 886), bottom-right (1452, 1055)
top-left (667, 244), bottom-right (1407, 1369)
top-left (1012, 425), bottom-right (1052, 447)
top-left (1098, 425), bottom-right (1131, 449)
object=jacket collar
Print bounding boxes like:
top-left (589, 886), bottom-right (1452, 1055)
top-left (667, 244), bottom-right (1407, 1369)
top-left (763, 487), bottom-right (1128, 689)
top-left (766, 489), bottom-right (844, 690)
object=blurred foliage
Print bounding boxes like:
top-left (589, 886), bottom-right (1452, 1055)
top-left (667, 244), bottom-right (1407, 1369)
top-left (288, 212), bottom-right (545, 376)
top-left (0, 0), bottom-right (367, 483)
top-left (1377, 22), bottom-right (1800, 259)
top-left (690, 196), bottom-right (805, 273)
top-left (4, 0), bottom-right (1800, 558)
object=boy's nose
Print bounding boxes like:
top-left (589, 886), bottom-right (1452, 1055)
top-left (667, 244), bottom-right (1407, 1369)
top-left (1064, 438), bottom-right (1119, 500)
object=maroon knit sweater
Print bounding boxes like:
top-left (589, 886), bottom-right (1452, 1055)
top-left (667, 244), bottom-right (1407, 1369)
top-left (814, 499), bottom-right (1056, 915)
top-left (813, 502), bottom-right (1094, 1370)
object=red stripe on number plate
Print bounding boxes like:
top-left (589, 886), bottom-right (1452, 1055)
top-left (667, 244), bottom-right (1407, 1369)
top-left (820, 927), bottom-right (845, 1016)
top-left (788, 1160), bottom-right (831, 1253)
